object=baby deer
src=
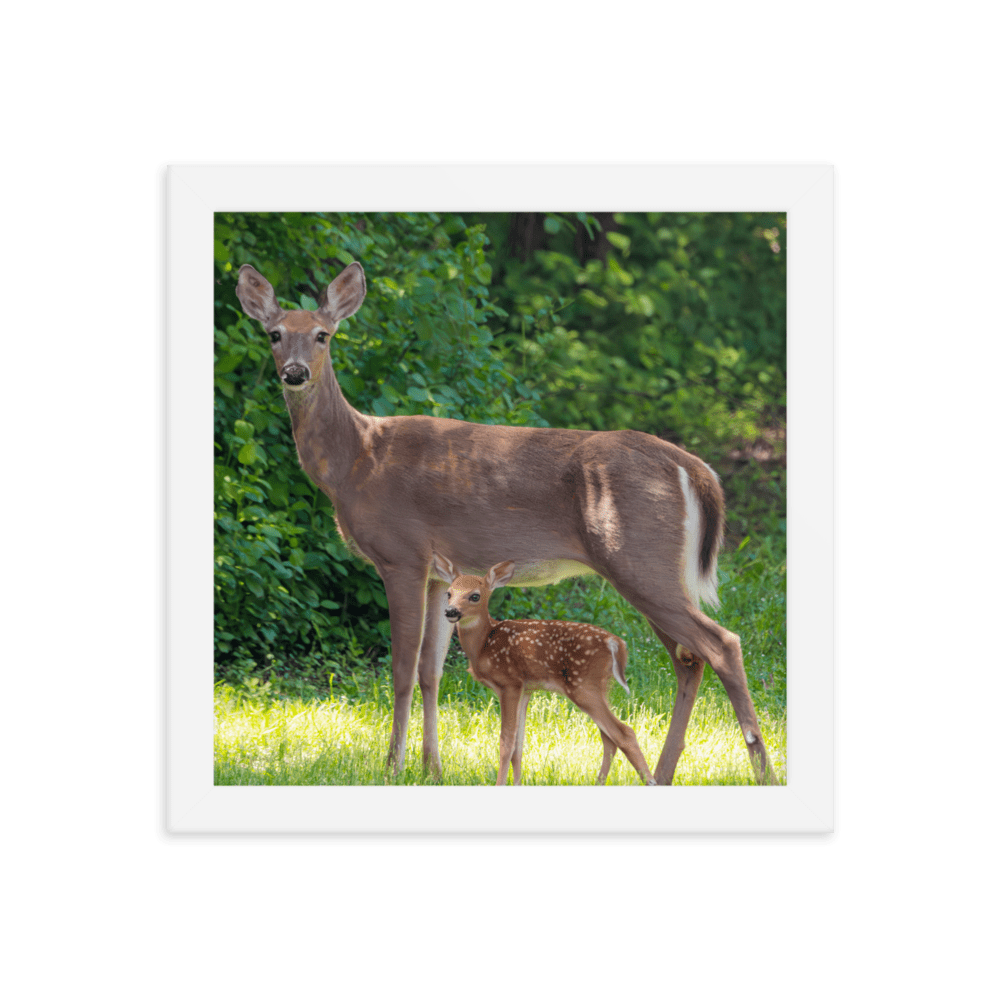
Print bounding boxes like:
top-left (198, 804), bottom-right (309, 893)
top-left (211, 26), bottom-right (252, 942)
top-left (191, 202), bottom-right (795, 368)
top-left (433, 553), bottom-right (656, 786)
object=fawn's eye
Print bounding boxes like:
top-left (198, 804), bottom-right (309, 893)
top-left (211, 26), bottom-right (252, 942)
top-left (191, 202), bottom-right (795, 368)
top-left (269, 331), bottom-right (281, 344)
top-left (316, 331), bottom-right (328, 344)
top-left (446, 591), bottom-right (451, 599)
top-left (470, 594), bottom-right (480, 602)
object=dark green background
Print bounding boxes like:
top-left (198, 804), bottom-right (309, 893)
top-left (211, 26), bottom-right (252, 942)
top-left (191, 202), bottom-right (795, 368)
top-left (3, 3), bottom-right (995, 996)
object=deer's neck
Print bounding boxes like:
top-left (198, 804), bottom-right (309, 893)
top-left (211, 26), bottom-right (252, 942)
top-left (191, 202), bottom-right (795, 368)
top-left (455, 614), bottom-right (497, 666)
top-left (283, 354), bottom-right (366, 495)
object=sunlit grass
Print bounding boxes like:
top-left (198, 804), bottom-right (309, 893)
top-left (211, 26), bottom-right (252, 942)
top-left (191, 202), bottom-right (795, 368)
top-left (215, 539), bottom-right (785, 786)
top-left (215, 680), bottom-right (785, 785)
top-left (215, 541), bottom-right (787, 786)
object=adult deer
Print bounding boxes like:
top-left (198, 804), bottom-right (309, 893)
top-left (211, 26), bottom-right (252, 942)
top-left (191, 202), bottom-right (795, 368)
top-left (434, 554), bottom-right (656, 786)
top-left (235, 260), bottom-right (777, 785)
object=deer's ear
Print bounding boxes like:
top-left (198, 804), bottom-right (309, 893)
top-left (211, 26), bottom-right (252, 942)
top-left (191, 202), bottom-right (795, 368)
top-left (236, 265), bottom-right (283, 325)
top-left (318, 262), bottom-right (366, 325)
top-left (485, 561), bottom-right (516, 590)
top-left (432, 552), bottom-right (457, 584)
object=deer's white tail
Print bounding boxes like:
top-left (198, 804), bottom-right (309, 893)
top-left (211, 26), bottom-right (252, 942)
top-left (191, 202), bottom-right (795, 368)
top-left (676, 464), bottom-right (724, 610)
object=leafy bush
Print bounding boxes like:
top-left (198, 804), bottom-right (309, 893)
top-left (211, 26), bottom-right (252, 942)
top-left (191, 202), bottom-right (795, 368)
top-left (480, 211), bottom-right (786, 461)
top-left (213, 211), bottom-right (786, 689)
top-left (213, 212), bottom-right (548, 681)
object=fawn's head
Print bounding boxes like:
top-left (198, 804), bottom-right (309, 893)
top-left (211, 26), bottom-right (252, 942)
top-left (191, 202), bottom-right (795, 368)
top-left (235, 263), bottom-right (366, 391)
top-left (433, 553), bottom-right (516, 627)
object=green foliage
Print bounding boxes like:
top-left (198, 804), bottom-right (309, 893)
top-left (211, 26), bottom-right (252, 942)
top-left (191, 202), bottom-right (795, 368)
top-left (480, 212), bottom-right (786, 462)
top-left (721, 462), bottom-right (787, 543)
top-left (213, 211), bottom-right (786, 688)
top-left (214, 212), bottom-right (547, 679)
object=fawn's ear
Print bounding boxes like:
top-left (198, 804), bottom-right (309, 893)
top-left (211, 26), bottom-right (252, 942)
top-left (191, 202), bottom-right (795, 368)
top-left (485, 561), bottom-right (516, 590)
top-left (318, 262), bottom-right (366, 325)
top-left (432, 552), bottom-right (458, 584)
top-left (236, 265), bottom-right (283, 325)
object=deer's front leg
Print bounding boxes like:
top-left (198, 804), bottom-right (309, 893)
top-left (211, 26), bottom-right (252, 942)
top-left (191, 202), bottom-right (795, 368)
top-left (496, 687), bottom-right (523, 786)
top-left (417, 579), bottom-right (452, 779)
top-left (381, 567), bottom-right (429, 777)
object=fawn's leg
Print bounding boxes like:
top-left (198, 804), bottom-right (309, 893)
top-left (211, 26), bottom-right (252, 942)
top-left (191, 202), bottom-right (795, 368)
top-left (596, 730), bottom-right (617, 784)
top-left (496, 687), bottom-right (523, 786)
top-left (570, 689), bottom-right (655, 785)
top-left (511, 689), bottom-right (532, 786)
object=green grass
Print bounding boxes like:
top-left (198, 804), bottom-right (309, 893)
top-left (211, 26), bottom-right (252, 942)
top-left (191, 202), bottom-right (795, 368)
top-left (215, 539), bottom-right (786, 786)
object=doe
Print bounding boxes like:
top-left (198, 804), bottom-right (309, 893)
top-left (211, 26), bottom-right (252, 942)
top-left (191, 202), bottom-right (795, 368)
top-left (235, 260), bottom-right (776, 785)
top-left (434, 553), bottom-right (656, 786)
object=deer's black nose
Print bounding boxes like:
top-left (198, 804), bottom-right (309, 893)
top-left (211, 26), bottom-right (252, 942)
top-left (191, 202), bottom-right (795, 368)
top-left (281, 363), bottom-right (309, 386)
top-left (444, 608), bottom-right (460, 621)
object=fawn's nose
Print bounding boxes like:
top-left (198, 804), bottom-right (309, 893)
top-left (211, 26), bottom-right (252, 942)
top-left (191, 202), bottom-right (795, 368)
top-left (444, 607), bottom-right (461, 621)
top-left (281, 363), bottom-right (309, 386)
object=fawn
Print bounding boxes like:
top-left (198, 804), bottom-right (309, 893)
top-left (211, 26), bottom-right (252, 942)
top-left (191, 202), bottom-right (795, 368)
top-left (433, 553), bottom-right (656, 786)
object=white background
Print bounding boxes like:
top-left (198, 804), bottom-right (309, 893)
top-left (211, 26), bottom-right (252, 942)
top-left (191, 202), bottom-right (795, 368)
top-left (168, 163), bottom-right (833, 835)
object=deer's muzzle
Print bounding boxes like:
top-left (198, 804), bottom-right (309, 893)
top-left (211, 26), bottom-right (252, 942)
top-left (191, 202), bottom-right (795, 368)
top-left (281, 363), bottom-right (309, 386)
top-left (444, 607), bottom-right (461, 622)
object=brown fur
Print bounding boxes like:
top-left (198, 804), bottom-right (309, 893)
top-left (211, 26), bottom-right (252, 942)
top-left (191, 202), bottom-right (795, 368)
top-left (234, 262), bottom-right (777, 785)
top-left (436, 556), bottom-right (653, 786)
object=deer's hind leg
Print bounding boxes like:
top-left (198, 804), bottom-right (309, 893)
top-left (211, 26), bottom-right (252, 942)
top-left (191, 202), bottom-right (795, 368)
top-left (647, 625), bottom-right (705, 786)
top-left (637, 597), bottom-right (776, 785)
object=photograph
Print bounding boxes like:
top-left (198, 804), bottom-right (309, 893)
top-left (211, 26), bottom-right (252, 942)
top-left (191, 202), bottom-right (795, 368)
top-left (168, 163), bottom-right (831, 833)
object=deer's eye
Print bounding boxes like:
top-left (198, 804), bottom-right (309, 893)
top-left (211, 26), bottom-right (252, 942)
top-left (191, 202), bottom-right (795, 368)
top-left (269, 331), bottom-right (281, 344)
top-left (470, 594), bottom-right (480, 602)
top-left (317, 331), bottom-right (328, 344)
